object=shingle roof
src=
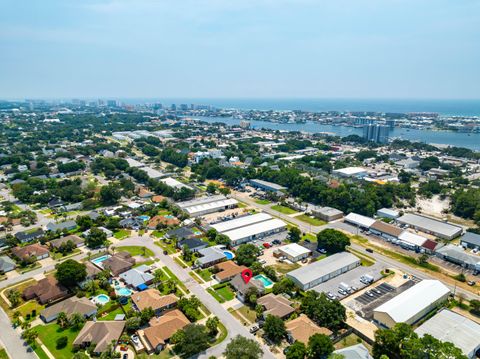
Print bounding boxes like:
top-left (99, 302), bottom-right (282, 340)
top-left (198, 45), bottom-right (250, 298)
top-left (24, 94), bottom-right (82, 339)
top-left (131, 290), bottom-right (177, 312)
top-left (73, 321), bottom-right (125, 353)
top-left (144, 310), bottom-right (190, 348)
top-left (286, 314), bottom-right (332, 344)
top-left (40, 296), bottom-right (97, 319)
top-left (257, 293), bottom-right (295, 318)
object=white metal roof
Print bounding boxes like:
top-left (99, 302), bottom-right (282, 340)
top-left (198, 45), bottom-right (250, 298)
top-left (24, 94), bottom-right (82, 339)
top-left (332, 167), bottom-right (367, 176)
top-left (286, 252), bottom-right (360, 286)
top-left (160, 177), bottom-right (192, 190)
top-left (211, 213), bottom-right (272, 233)
top-left (345, 213), bottom-right (376, 228)
top-left (126, 158), bottom-right (144, 167)
top-left (398, 231), bottom-right (427, 247)
top-left (178, 195), bottom-right (226, 209)
top-left (397, 213), bottom-right (462, 238)
top-left (223, 218), bottom-right (286, 242)
top-left (185, 198), bottom-right (238, 215)
top-left (374, 280), bottom-right (450, 324)
top-left (139, 166), bottom-right (163, 179)
top-left (278, 243), bottom-right (311, 258)
top-left (415, 309), bottom-right (480, 358)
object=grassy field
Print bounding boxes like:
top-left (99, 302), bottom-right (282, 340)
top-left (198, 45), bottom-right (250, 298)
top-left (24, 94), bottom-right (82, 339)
top-left (151, 230), bottom-right (166, 238)
top-left (17, 300), bottom-right (45, 320)
top-left (273, 262), bottom-right (301, 274)
top-left (115, 245), bottom-right (154, 257)
top-left (195, 268), bottom-right (213, 282)
top-left (236, 305), bottom-right (257, 324)
top-left (174, 257), bottom-right (188, 268)
top-left (334, 333), bottom-right (372, 351)
top-left (212, 321), bottom-right (228, 345)
top-left (33, 344), bottom-right (50, 359)
top-left (0, 279), bottom-right (37, 316)
top-left (271, 205), bottom-right (297, 215)
top-left (215, 286), bottom-right (235, 301)
top-left (255, 199), bottom-right (271, 205)
top-left (162, 266), bottom-right (189, 294)
top-left (154, 241), bottom-right (177, 254)
top-left (35, 323), bottom-right (82, 359)
top-left (114, 229), bottom-right (131, 239)
top-left (296, 214), bottom-right (326, 226)
top-left (302, 233), bottom-right (317, 242)
top-left (207, 288), bottom-right (225, 303)
top-left (189, 272), bottom-right (203, 284)
top-left (52, 248), bottom-right (81, 260)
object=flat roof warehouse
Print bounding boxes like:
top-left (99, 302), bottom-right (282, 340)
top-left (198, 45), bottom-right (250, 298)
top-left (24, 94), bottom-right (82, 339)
top-left (397, 213), bottom-right (463, 240)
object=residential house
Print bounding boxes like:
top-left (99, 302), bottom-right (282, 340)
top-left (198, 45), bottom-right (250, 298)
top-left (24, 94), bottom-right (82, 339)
top-left (230, 273), bottom-right (265, 301)
top-left (257, 293), bottom-right (295, 319)
top-left (196, 247), bottom-right (227, 268)
top-left (119, 217), bottom-right (145, 230)
top-left (176, 238), bottom-right (208, 253)
top-left (73, 321), bottom-right (125, 355)
top-left (40, 296), bottom-right (98, 323)
top-left (82, 227), bottom-right (113, 238)
top-left (148, 215), bottom-right (179, 230)
top-left (23, 276), bottom-right (69, 304)
top-left (0, 255), bottom-right (16, 273)
top-left (334, 344), bottom-right (373, 359)
top-left (49, 234), bottom-right (85, 250)
top-left (11, 243), bottom-right (50, 262)
top-left (119, 265), bottom-right (154, 290)
top-left (46, 220), bottom-right (77, 232)
top-left (286, 314), bottom-right (333, 344)
top-left (213, 261), bottom-right (247, 283)
top-left (165, 227), bottom-right (196, 240)
top-left (102, 252), bottom-right (136, 276)
top-left (14, 228), bottom-right (44, 243)
top-left (142, 310), bottom-right (190, 353)
top-left (131, 290), bottom-right (177, 316)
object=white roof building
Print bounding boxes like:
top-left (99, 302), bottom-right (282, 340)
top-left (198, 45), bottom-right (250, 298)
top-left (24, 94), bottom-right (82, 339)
top-left (415, 309), bottom-right (480, 359)
top-left (398, 231), bottom-right (427, 248)
top-left (278, 243), bottom-right (311, 262)
top-left (223, 218), bottom-right (286, 246)
top-left (373, 280), bottom-right (450, 328)
top-left (397, 213), bottom-right (463, 240)
top-left (332, 167), bottom-right (368, 178)
top-left (139, 166), bottom-right (164, 179)
top-left (344, 213), bottom-right (376, 229)
top-left (160, 177), bottom-right (192, 191)
top-left (178, 195), bottom-right (238, 217)
top-left (211, 213), bottom-right (272, 233)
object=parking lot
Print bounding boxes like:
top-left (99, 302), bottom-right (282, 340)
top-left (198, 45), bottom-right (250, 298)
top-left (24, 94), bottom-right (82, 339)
top-left (347, 277), bottom-right (421, 320)
top-left (311, 261), bottom-right (386, 300)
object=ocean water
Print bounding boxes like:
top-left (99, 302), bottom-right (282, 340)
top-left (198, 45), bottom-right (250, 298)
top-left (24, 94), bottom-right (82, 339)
top-left (125, 98), bottom-right (480, 116)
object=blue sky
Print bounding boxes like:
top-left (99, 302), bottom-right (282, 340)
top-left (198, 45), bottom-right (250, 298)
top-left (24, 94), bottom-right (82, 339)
top-left (0, 0), bottom-right (479, 99)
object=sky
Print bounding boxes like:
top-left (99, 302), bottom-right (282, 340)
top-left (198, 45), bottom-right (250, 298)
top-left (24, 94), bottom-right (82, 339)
top-left (0, 0), bottom-right (479, 100)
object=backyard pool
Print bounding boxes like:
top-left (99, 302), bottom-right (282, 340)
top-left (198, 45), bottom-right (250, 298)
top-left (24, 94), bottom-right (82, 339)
top-left (92, 294), bottom-right (110, 305)
top-left (254, 274), bottom-right (274, 288)
top-left (138, 215), bottom-right (150, 221)
top-left (223, 250), bottom-right (235, 260)
top-left (164, 215), bottom-right (175, 219)
top-left (116, 286), bottom-right (133, 297)
top-left (91, 255), bottom-right (111, 268)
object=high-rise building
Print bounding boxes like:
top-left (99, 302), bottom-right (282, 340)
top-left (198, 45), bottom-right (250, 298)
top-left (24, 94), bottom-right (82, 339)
top-left (363, 124), bottom-right (389, 144)
top-left (386, 119), bottom-right (396, 129)
top-left (107, 100), bottom-right (117, 107)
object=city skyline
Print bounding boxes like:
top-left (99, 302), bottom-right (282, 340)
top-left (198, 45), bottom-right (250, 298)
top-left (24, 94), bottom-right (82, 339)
top-left (1, 0), bottom-right (479, 99)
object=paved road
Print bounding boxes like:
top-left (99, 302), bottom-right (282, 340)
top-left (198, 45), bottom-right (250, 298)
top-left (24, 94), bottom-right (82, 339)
top-left (233, 192), bottom-right (480, 301)
top-left (120, 236), bottom-right (276, 359)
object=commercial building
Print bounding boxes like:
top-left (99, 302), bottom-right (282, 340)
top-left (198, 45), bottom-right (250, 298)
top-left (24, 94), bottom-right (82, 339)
top-left (212, 212), bottom-right (287, 246)
top-left (396, 213), bottom-right (462, 240)
top-left (311, 206), bottom-right (344, 222)
top-left (249, 179), bottom-right (286, 192)
top-left (177, 195), bottom-right (238, 217)
top-left (376, 208), bottom-right (400, 219)
top-left (276, 243), bottom-right (311, 263)
top-left (332, 167), bottom-right (368, 178)
top-left (373, 280), bottom-right (450, 328)
top-left (436, 245), bottom-right (480, 271)
top-left (460, 232), bottom-right (480, 250)
top-left (415, 309), bottom-right (480, 359)
top-left (344, 213), bottom-right (376, 230)
top-left (369, 221), bottom-right (403, 241)
top-left (160, 177), bottom-right (193, 191)
top-left (286, 252), bottom-right (361, 290)
top-left (397, 231), bottom-right (428, 250)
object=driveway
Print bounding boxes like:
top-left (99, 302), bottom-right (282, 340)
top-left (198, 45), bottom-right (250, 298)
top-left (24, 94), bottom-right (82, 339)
top-left (120, 236), bottom-right (276, 358)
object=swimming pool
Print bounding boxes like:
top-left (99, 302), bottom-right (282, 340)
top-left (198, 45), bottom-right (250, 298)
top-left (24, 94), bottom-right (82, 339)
top-left (254, 274), bottom-right (274, 288)
top-left (138, 215), bottom-right (150, 221)
top-left (164, 215), bottom-right (175, 219)
top-left (91, 255), bottom-right (111, 268)
top-left (116, 286), bottom-right (133, 297)
top-left (92, 294), bottom-right (110, 305)
top-left (223, 250), bottom-right (235, 260)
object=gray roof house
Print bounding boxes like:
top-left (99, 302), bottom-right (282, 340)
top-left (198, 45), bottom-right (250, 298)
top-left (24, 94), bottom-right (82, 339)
top-left (46, 220), bottom-right (77, 232)
top-left (0, 256), bottom-right (16, 273)
top-left (460, 232), bottom-right (480, 249)
top-left (196, 247), bottom-right (227, 268)
top-left (15, 228), bottom-right (45, 243)
top-left (334, 344), bottom-right (373, 359)
top-left (231, 273), bottom-right (265, 302)
top-left (40, 296), bottom-right (98, 323)
top-left (119, 265), bottom-right (154, 289)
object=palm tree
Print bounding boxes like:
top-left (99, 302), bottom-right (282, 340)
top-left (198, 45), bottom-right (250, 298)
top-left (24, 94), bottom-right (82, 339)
top-left (85, 280), bottom-right (99, 295)
top-left (7, 289), bottom-right (20, 308)
top-left (20, 320), bottom-right (31, 330)
top-left (57, 312), bottom-right (69, 329)
top-left (69, 313), bottom-right (85, 330)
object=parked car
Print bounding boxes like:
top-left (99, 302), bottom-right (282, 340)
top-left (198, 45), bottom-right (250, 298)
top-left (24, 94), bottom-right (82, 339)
top-left (259, 259), bottom-right (267, 265)
top-left (374, 288), bottom-right (381, 295)
top-left (327, 292), bottom-right (336, 300)
top-left (366, 291), bottom-right (374, 297)
top-left (318, 248), bottom-right (327, 254)
top-left (338, 289), bottom-right (347, 296)
top-left (131, 335), bottom-right (139, 344)
top-left (351, 286), bottom-right (358, 292)
top-left (250, 325), bottom-right (259, 333)
top-left (468, 281), bottom-right (476, 286)
top-left (365, 248), bottom-right (374, 253)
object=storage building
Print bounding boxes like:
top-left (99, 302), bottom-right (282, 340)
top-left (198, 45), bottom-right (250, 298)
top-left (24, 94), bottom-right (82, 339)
top-left (396, 213), bottom-right (462, 240)
top-left (286, 252), bottom-right (361, 290)
top-left (277, 243), bottom-right (311, 263)
top-left (415, 309), bottom-right (480, 359)
top-left (376, 208), bottom-right (400, 219)
top-left (460, 232), bottom-right (480, 250)
top-left (344, 213), bottom-right (376, 230)
top-left (311, 206), bottom-right (344, 222)
top-left (223, 218), bottom-right (286, 246)
top-left (373, 280), bottom-right (450, 328)
top-left (177, 195), bottom-right (238, 217)
top-left (249, 179), bottom-right (286, 192)
top-left (436, 244), bottom-right (480, 271)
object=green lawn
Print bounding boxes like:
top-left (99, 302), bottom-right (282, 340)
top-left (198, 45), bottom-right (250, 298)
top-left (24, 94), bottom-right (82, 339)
top-left (33, 344), bottom-right (50, 359)
top-left (235, 305), bottom-right (257, 324)
top-left (162, 266), bottom-right (189, 294)
top-left (154, 241), bottom-right (177, 254)
top-left (115, 246), bottom-right (154, 258)
top-left (174, 257), bottom-right (188, 268)
top-left (255, 199), bottom-right (271, 205)
top-left (52, 248), bottom-right (81, 260)
top-left (215, 285), bottom-right (235, 301)
top-left (34, 323), bottom-right (82, 359)
top-left (296, 214), bottom-right (326, 226)
top-left (17, 300), bottom-right (45, 320)
top-left (212, 321), bottom-right (228, 345)
top-left (195, 268), bottom-right (213, 282)
top-left (207, 288), bottom-right (225, 303)
top-left (189, 272), bottom-right (203, 284)
top-left (271, 205), bottom-right (297, 215)
top-left (100, 306), bottom-right (125, 320)
top-left (273, 262), bottom-right (301, 274)
top-left (302, 233), bottom-right (317, 242)
top-left (151, 230), bottom-right (166, 238)
top-left (0, 348), bottom-right (9, 359)
top-left (114, 229), bottom-right (131, 240)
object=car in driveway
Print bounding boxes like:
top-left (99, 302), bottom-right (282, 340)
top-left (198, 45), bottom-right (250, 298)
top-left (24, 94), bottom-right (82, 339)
top-left (327, 292), bottom-right (337, 300)
top-left (338, 289), bottom-right (347, 296)
top-left (250, 325), bottom-right (259, 334)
